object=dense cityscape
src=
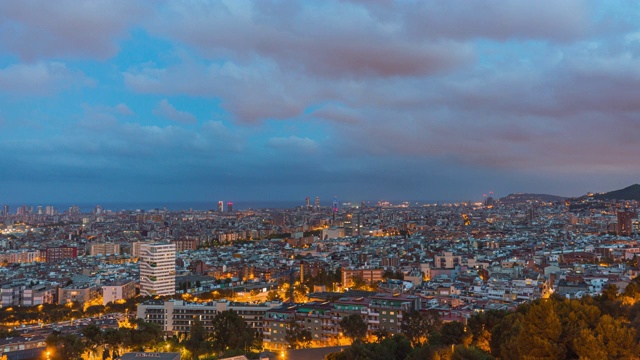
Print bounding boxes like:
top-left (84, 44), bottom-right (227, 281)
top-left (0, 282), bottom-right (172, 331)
top-left (2, 187), bottom-right (640, 359)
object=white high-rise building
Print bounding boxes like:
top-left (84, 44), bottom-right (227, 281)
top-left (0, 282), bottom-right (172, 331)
top-left (139, 243), bottom-right (176, 297)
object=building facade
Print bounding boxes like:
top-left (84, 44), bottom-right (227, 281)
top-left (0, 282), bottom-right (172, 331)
top-left (58, 283), bottom-right (101, 305)
top-left (89, 243), bottom-right (121, 256)
top-left (137, 299), bottom-right (282, 335)
top-left (45, 246), bottom-right (77, 263)
top-left (342, 268), bottom-right (383, 288)
top-left (139, 243), bottom-right (176, 297)
top-left (102, 280), bottom-right (136, 305)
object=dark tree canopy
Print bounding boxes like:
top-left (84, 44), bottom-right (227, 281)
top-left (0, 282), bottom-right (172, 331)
top-left (400, 310), bottom-right (433, 347)
top-left (184, 319), bottom-right (211, 360)
top-left (339, 314), bottom-right (368, 343)
top-left (210, 310), bottom-right (257, 352)
top-left (285, 318), bottom-right (313, 349)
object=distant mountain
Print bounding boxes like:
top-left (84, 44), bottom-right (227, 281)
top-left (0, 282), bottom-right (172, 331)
top-left (498, 193), bottom-right (566, 204)
top-left (594, 184), bottom-right (640, 201)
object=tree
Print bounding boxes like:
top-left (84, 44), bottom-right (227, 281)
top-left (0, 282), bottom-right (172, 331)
top-left (85, 305), bottom-right (105, 317)
top-left (372, 329), bottom-right (391, 343)
top-left (184, 319), bottom-right (212, 360)
top-left (490, 313), bottom-right (523, 360)
top-left (46, 333), bottom-right (86, 360)
top-left (573, 328), bottom-right (608, 360)
top-left (285, 318), bottom-right (313, 349)
top-left (466, 310), bottom-right (508, 353)
top-left (515, 300), bottom-right (565, 359)
top-left (451, 345), bottom-right (493, 360)
top-left (601, 284), bottom-right (619, 302)
top-left (574, 314), bottom-right (639, 359)
top-left (339, 314), bottom-right (368, 343)
top-left (81, 324), bottom-right (103, 359)
top-left (103, 328), bottom-right (125, 358)
top-left (128, 319), bottom-right (163, 351)
top-left (383, 269), bottom-right (396, 281)
top-left (210, 310), bottom-right (255, 353)
top-left (325, 335), bottom-right (412, 360)
top-left (440, 321), bottom-right (471, 347)
top-left (401, 310), bottom-right (433, 347)
top-left (266, 290), bottom-right (282, 302)
top-left (0, 329), bottom-right (19, 338)
top-left (351, 275), bottom-right (368, 290)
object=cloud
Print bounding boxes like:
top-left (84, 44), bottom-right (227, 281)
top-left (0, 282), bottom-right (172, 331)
top-left (405, 0), bottom-right (591, 42)
top-left (4, 0), bottom-right (640, 202)
top-left (0, 0), bottom-right (147, 60)
top-left (267, 136), bottom-right (319, 154)
top-left (310, 104), bottom-right (362, 124)
top-left (148, 1), bottom-right (473, 78)
top-left (153, 99), bottom-right (197, 124)
top-left (125, 60), bottom-right (321, 123)
top-left (115, 103), bottom-right (134, 115)
top-left (0, 62), bottom-right (93, 95)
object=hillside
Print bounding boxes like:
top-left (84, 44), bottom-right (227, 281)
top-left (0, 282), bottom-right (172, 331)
top-left (498, 193), bottom-right (566, 204)
top-left (594, 184), bottom-right (640, 201)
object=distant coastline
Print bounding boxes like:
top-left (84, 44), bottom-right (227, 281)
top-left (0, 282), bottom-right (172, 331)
top-left (3, 199), bottom-right (456, 213)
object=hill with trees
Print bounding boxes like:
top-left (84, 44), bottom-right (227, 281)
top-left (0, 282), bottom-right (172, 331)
top-left (498, 193), bottom-right (566, 204)
top-left (325, 276), bottom-right (640, 360)
top-left (594, 184), bottom-right (640, 201)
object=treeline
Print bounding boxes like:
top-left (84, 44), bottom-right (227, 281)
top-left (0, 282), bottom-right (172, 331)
top-left (46, 319), bottom-right (163, 360)
top-left (46, 310), bottom-right (262, 360)
top-left (326, 276), bottom-right (640, 360)
top-left (0, 296), bottom-right (147, 325)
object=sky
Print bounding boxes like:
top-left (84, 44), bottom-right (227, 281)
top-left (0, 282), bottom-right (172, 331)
top-left (1, 0), bottom-right (640, 204)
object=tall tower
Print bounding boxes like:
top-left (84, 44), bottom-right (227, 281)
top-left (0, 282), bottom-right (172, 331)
top-left (227, 202), bottom-right (233, 212)
top-left (218, 201), bottom-right (224, 212)
top-left (332, 196), bottom-right (338, 225)
top-left (139, 243), bottom-right (176, 297)
top-left (617, 211), bottom-right (637, 236)
top-left (305, 197), bottom-right (310, 209)
top-left (315, 196), bottom-right (320, 210)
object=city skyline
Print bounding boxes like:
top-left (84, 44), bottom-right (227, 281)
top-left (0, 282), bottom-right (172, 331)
top-left (1, 1), bottom-right (640, 204)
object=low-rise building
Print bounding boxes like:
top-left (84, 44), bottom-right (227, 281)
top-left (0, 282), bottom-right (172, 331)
top-left (137, 299), bottom-right (282, 335)
top-left (58, 283), bottom-right (100, 305)
top-left (102, 279), bottom-right (136, 305)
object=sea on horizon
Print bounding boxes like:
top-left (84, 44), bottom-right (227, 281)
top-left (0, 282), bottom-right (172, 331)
top-left (4, 199), bottom-right (454, 213)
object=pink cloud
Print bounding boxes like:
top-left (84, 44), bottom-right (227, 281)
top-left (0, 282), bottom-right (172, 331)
top-left (310, 104), bottom-right (361, 124)
top-left (124, 60), bottom-right (320, 123)
top-left (405, 0), bottom-right (591, 42)
top-left (0, 0), bottom-right (147, 60)
top-left (148, 1), bottom-right (473, 78)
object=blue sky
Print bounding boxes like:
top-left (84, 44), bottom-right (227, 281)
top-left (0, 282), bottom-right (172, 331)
top-left (1, 0), bottom-right (640, 204)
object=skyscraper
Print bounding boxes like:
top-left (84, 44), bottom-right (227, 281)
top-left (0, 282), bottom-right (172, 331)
top-left (139, 243), bottom-right (176, 296)
top-left (227, 202), bottom-right (233, 212)
top-left (305, 197), bottom-right (310, 209)
top-left (617, 211), bottom-right (637, 236)
top-left (218, 201), bottom-right (224, 212)
top-left (315, 196), bottom-right (320, 210)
